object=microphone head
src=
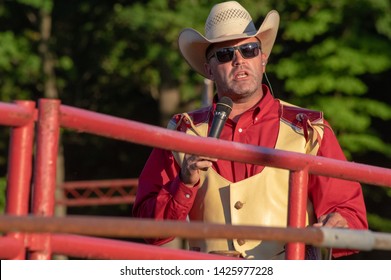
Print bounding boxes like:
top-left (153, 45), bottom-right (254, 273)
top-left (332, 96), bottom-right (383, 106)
top-left (208, 96), bottom-right (233, 138)
top-left (215, 96), bottom-right (233, 117)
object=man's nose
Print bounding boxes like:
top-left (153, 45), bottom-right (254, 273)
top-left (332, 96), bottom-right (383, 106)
top-left (232, 49), bottom-right (245, 65)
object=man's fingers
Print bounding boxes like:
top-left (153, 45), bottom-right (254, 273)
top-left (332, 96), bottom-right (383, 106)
top-left (316, 213), bottom-right (348, 228)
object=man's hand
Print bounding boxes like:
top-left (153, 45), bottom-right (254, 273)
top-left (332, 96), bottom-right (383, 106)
top-left (313, 212), bottom-right (349, 228)
top-left (180, 154), bottom-right (217, 187)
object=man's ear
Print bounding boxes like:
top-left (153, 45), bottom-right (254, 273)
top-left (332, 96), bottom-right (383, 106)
top-left (204, 63), bottom-right (214, 81)
top-left (261, 53), bottom-right (268, 72)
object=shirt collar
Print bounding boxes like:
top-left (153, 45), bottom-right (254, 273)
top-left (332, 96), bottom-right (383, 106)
top-left (211, 84), bottom-right (276, 122)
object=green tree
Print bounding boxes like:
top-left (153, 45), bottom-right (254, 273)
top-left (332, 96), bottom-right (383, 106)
top-left (270, 0), bottom-right (391, 160)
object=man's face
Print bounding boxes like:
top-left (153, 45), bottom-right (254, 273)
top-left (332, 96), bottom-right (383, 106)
top-left (205, 37), bottom-right (267, 103)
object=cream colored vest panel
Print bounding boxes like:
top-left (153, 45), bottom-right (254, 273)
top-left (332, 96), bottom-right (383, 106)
top-left (170, 109), bottom-right (324, 259)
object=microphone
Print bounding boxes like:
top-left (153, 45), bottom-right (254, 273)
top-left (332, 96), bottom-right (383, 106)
top-left (208, 96), bottom-right (233, 138)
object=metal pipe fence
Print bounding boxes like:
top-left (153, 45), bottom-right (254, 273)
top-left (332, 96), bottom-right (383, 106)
top-left (57, 178), bottom-right (138, 206)
top-left (1, 99), bottom-right (391, 260)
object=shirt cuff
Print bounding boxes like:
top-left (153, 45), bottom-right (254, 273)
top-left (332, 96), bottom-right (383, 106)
top-left (172, 176), bottom-right (199, 206)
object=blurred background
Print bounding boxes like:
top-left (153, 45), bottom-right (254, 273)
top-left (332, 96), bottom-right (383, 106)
top-left (0, 0), bottom-right (390, 259)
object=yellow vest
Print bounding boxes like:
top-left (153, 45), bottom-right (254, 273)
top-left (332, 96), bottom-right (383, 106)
top-left (168, 101), bottom-right (325, 259)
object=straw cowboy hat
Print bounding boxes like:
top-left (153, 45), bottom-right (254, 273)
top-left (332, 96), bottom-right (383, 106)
top-left (178, 1), bottom-right (280, 78)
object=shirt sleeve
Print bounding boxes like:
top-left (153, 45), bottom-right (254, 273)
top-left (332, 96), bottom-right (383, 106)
top-left (309, 122), bottom-right (368, 258)
top-left (132, 147), bottom-right (199, 245)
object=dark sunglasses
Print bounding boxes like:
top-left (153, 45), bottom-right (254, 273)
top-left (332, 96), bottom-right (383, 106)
top-left (207, 42), bottom-right (261, 63)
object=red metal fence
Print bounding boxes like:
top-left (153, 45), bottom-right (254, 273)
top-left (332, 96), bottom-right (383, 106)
top-left (57, 178), bottom-right (138, 206)
top-left (1, 99), bottom-right (391, 260)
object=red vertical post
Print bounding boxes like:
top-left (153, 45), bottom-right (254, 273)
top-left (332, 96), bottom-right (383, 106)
top-left (29, 99), bottom-right (60, 260)
top-left (286, 169), bottom-right (309, 260)
top-left (0, 236), bottom-right (25, 259)
top-left (5, 101), bottom-right (36, 259)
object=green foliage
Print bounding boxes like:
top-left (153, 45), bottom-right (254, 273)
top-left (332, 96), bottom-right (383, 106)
top-left (269, 0), bottom-right (391, 161)
top-left (284, 9), bottom-right (335, 42)
top-left (339, 133), bottom-right (391, 158)
top-left (0, 31), bottom-right (41, 101)
top-left (310, 96), bottom-right (391, 159)
top-left (317, 96), bottom-right (391, 130)
top-left (367, 213), bottom-right (391, 232)
top-left (17, 0), bottom-right (53, 12)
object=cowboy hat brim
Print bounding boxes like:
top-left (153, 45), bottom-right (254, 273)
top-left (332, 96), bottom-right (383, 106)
top-left (178, 10), bottom-right (280, 78)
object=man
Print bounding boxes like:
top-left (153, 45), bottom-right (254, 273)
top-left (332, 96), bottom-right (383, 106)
top-left (133, 1), bottom-right (368, 259)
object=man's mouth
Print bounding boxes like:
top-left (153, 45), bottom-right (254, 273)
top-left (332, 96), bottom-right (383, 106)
top-left (234, 71), bottom-right (248, 79)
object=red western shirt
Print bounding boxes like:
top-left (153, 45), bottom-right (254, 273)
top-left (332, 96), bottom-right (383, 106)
top-left (133, 85), bottom-right (368, 258)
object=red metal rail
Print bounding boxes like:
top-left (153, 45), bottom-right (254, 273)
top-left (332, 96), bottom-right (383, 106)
top-left (57, 178), bottom-right (138, 206)
top-left (58, 102), bottom-right (391, 260)
top-left (1, 99), bottom-right (391, 260)
top-left (59, 104), bottom-right (391, 187)
top-left (1, 215), bottom-right (390, 257)
top-left (51, 234), bottom-right (239, 260)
